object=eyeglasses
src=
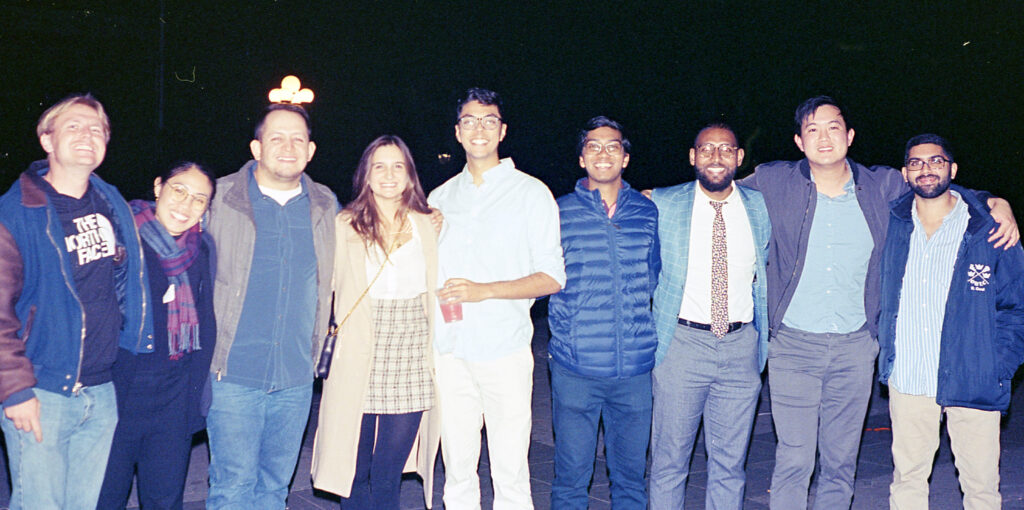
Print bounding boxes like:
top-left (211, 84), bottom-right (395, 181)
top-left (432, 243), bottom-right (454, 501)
top-left (165, 183), bottom-right (210, 211)
top-left (695, 143), bottom-right (738, 159)
top-left (457, 115), bottom-right (503, 131)
top-left (583, 140), bottom-right (624, 156)
top-left (905, 156), bottom-right (950, 172)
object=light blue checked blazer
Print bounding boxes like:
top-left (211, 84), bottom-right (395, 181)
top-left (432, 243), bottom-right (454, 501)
top-left (650, 181), bottom-right (771, 369)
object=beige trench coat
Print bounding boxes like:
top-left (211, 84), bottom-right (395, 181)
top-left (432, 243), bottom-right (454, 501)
top-left (311, 211), bottom-right (441, 507)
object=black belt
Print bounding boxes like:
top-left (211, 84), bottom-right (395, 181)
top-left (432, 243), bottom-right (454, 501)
top-left (677, 318), bottom-right (745, 334)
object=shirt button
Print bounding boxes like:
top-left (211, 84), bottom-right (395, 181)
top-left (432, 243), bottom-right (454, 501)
top-left (62, 386), bottom-right (68, 391)
top-left (65, 374), bottom-right (72, 380)
top-left (826, 267), bottom-right (832, 272)
top-left (147, 344), bottom-right (154, 350)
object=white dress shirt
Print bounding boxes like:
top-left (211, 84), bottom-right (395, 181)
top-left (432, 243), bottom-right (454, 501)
top-left (365, 216), bottom-right (428, 299)
top-left (678, 183), bottom-right (756, 324)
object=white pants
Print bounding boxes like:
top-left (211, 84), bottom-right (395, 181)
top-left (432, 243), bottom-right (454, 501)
top-left (436, 348), bottom-right (534, 510)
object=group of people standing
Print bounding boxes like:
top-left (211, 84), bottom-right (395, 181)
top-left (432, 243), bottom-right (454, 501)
top-left (549, 97), bottom-right (1024, 510)
top-left (0, 87), bottom-right (1020, 510)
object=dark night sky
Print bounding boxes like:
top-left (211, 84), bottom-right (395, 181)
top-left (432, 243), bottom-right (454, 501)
top-left (1, 1), bottom-right (1021, 207)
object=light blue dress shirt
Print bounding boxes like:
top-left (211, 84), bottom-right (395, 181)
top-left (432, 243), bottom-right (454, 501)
top-left (890, 192), bottom-right (969, 397)
top-left (783, 175), bottom-right (873, 333)
top-left (428, 158), bottom-right (566, 362)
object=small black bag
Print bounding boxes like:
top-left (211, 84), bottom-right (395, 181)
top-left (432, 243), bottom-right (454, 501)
top-left (315, 293), bottom-right (338, 378)
top-left (314, 250), bottom-right (391, 379)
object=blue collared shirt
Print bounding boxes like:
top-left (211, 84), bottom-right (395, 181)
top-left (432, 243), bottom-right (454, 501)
top-left (783, 174), bottom-right (873, 333)
top-left (224, 171), bottom-right (317, 391)
top-left (428, 158), bottom-right (566, 361)
top-left (890, 192), bottom-right (969, 397)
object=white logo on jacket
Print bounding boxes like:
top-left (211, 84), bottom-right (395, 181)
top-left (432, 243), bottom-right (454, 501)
top-left (967, 263), bottom-right (991, 291)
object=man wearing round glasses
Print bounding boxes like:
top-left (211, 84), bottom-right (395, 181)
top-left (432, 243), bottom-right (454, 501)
top-left (648, 123), bottom-right (771, 509)
top-left (429, 88), bottom-right (565, 509)
top-left (548, 116), bottom-right (660, 509)
top-left (877, 134), bottom-right (1024, 509)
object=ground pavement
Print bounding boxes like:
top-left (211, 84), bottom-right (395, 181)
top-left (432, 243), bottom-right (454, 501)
top-left (2, 314), bottom-right (1023, 509)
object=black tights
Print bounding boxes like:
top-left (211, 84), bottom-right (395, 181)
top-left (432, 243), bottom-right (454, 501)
top-left (340, 411), bottom-right (423, 510)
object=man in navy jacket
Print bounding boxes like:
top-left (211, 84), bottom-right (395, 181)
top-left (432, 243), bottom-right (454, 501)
top-left (877, 134), bottom-right (1024, 509)
top-left (548, 116), bottom-right (660, 509)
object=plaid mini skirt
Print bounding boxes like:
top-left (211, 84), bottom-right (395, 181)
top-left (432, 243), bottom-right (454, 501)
top-left (363, 294), bottom-right (434, 414)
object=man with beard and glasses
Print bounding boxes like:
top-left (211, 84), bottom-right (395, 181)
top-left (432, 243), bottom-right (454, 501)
top-left (737, 96), bottom-right (1019, 510)
top-left (647, 123), bottom-right (771, 509)
top-left (876, 134), bottom-right (1024, 510)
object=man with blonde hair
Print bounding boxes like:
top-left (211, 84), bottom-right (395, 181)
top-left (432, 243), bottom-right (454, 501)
top-left (0, 93), bottom-right (148, 510)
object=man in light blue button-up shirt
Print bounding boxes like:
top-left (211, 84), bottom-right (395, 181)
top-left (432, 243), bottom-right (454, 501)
top-left (429, 88), bottom-right (565, 510)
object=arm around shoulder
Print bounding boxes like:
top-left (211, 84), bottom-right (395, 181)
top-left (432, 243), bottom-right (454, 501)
top-left (994, 243), bottom-right (1024, 380)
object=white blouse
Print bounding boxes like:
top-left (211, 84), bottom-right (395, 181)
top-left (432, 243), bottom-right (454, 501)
top-left (365, 217), bottom-right (428, 299)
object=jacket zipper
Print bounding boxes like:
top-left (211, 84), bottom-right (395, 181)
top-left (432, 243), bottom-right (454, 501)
top-left (606, 200), bottom-right (623, 377)
top-left (45, 206), bottom-right (86, 390)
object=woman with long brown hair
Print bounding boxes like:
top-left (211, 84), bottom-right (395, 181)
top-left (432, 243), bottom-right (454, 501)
top-left (311, 135), bottom-right (441, 509)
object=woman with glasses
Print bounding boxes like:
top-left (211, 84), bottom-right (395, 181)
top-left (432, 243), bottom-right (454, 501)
top-left (312, 135), bottom-right (440, 509)
top-left (97, 162), bottom-right (217, 510)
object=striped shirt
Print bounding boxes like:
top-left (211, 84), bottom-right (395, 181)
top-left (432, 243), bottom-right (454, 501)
top-left (889, 191), bottom-right (969, 397)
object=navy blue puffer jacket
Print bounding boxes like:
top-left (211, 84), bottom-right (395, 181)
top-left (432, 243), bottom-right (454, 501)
top-left (548, 179), bottom-right (660, 378)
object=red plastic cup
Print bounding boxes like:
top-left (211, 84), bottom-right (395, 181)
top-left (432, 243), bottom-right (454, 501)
top-left (440, 300), bottom-right (463, 323)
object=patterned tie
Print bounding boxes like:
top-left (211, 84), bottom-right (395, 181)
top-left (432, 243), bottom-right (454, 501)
top-left (710, 201), bottom-right (728, 338)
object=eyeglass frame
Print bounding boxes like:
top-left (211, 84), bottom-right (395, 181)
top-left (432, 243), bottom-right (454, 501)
top-left (582, 140), bottom-right (625, 156)
top-left (163, 183), bottom-right (211, 211)
top-left (694, 143), bottom-right (739, 159)
top-left (904, 155), bottom-right (951, 172)
top-left (456, 115), bottom-right (503, 131)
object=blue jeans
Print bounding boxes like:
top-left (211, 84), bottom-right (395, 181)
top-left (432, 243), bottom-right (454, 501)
top-left (0, 383), bottom-right (118, 510)
top-left (549, 358), bottom-right (652, 510)
top-left (206, 380), bottom-right (313, 510)
top-left (649, 323), bottom-right (762, 510)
